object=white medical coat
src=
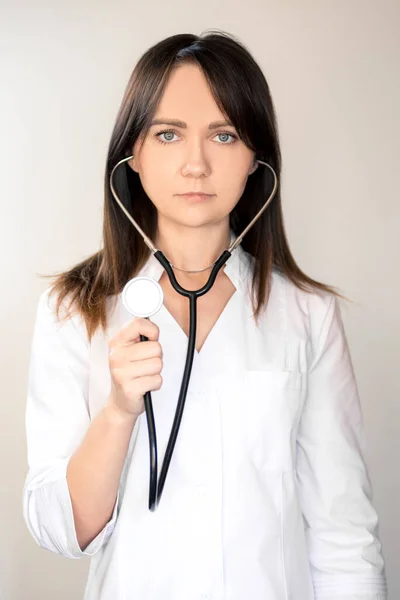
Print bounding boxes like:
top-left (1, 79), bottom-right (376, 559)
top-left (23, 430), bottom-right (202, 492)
top-left (23, 241), bottom-right (387, 599)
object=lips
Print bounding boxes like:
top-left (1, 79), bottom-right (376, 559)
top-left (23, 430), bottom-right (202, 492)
top-left (179, 193), bottom-right (212, 197)
top-left (177, 192), bottom-right (214, 203)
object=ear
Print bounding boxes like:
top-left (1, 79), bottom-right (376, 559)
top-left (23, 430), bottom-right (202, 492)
top-left (248, 159), bottom-right (259, 175)
top-left (129, 136), bottom-right (145, 173)
top-left (128, 155), bottom-right (139, 173)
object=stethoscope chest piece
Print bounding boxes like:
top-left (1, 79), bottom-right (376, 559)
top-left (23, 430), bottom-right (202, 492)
top-left (122, 276), bottom-right (164, 318)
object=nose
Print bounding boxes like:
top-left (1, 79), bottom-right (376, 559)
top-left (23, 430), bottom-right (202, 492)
top-left (180, 138), bottom-right (211, 178)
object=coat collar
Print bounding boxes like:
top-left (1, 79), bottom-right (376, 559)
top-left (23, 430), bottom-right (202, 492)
top-left (107, 231), bottom-right (255, 339)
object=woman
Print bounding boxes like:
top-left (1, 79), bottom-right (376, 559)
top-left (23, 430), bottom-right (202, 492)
top-left (23, 31), bottom-right (387, 599)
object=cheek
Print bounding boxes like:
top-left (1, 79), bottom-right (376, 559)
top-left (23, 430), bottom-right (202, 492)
top-left (139, 176), bottom-right (168, 211)
top-left (137, 154), bottom-right (175, 204)
top-left (217, 167), bottom-right (249, 203)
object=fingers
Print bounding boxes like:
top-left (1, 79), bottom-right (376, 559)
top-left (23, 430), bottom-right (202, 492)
top-left (109, 318), bottom-right (160, 352)
top-left (112, 356), bottom-right (163, 382)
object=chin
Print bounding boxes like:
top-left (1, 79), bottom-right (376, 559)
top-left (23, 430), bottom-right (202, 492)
top-left (173, 216), bottom-right (216, 228)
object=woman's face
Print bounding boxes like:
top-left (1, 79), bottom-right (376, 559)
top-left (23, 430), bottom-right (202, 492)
top-left (130, 63), bottom-right (258, 229)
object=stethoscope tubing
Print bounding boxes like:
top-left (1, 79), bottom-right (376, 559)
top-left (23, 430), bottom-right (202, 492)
top-left (109, 154), bottom-right (278, 511)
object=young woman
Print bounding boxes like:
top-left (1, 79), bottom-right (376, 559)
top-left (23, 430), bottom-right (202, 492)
top-left (23, 31), bottom-right (387, 599)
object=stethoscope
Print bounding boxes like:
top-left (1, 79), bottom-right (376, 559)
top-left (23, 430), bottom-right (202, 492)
top-left (109, 155), bottom-right (278, 511)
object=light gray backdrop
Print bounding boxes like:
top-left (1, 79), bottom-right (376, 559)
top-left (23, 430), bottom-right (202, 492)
top-left (1, 0), bottom-right (398, 598)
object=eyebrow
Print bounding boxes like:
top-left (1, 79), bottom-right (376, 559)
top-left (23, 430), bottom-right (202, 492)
top-left (149, 118), bottom-right (234, 130)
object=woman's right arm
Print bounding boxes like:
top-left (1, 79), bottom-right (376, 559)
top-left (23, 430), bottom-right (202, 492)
top-left (65, 402), bottom-right (138, 551)
top-left (23, 289), bottom-right (163, 558)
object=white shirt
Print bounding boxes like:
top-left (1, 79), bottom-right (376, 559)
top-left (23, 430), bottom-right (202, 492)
top-left (23, 240), bottom-right (387, 600)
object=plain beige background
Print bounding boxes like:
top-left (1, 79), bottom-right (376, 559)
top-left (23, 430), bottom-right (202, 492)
top-left (1, 0), bottom-right (399, 598)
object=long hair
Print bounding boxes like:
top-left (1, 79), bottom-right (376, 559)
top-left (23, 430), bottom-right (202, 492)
top-left (42, 30), bottom-right (346, 342)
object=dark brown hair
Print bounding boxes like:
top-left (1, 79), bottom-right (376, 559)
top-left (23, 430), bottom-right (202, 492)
top-left (42, 30), bottom-right (346, 342)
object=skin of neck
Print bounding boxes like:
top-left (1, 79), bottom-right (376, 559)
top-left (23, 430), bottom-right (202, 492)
top-left (154, 216), bottom-right (232, 289)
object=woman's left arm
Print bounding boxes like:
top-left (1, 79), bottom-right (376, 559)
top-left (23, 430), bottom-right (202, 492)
top-left (296, 293), bottom-right (388, 600)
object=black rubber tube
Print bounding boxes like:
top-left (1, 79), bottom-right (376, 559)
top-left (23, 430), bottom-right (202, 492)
top-left (141, 249), bottom-right (231, 511)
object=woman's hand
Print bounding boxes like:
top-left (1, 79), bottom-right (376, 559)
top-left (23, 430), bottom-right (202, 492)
top-left (108, 318), bottom-right (163, 418)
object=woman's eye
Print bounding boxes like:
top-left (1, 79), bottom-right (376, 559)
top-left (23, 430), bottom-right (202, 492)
top-left (156, 131), bottom-right (178, 143)
top-left (214, 132), bottom-right (236, 144)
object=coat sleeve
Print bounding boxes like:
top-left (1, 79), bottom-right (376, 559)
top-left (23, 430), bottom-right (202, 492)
top-left (22, 288), bottom-right (119, 559)
top-left (295, 293), bottom-right (388, 599)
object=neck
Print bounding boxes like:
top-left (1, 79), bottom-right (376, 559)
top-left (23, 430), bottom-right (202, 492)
top-left (154, 220), bottom-right (232, 288)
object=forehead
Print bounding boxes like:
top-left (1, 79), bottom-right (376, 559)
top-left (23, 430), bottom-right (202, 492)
top-left (154, 63), bottom-right (225, 122)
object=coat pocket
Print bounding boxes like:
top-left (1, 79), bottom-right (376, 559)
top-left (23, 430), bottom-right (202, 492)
top-left (239, 370), bottom-right (307, 472)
